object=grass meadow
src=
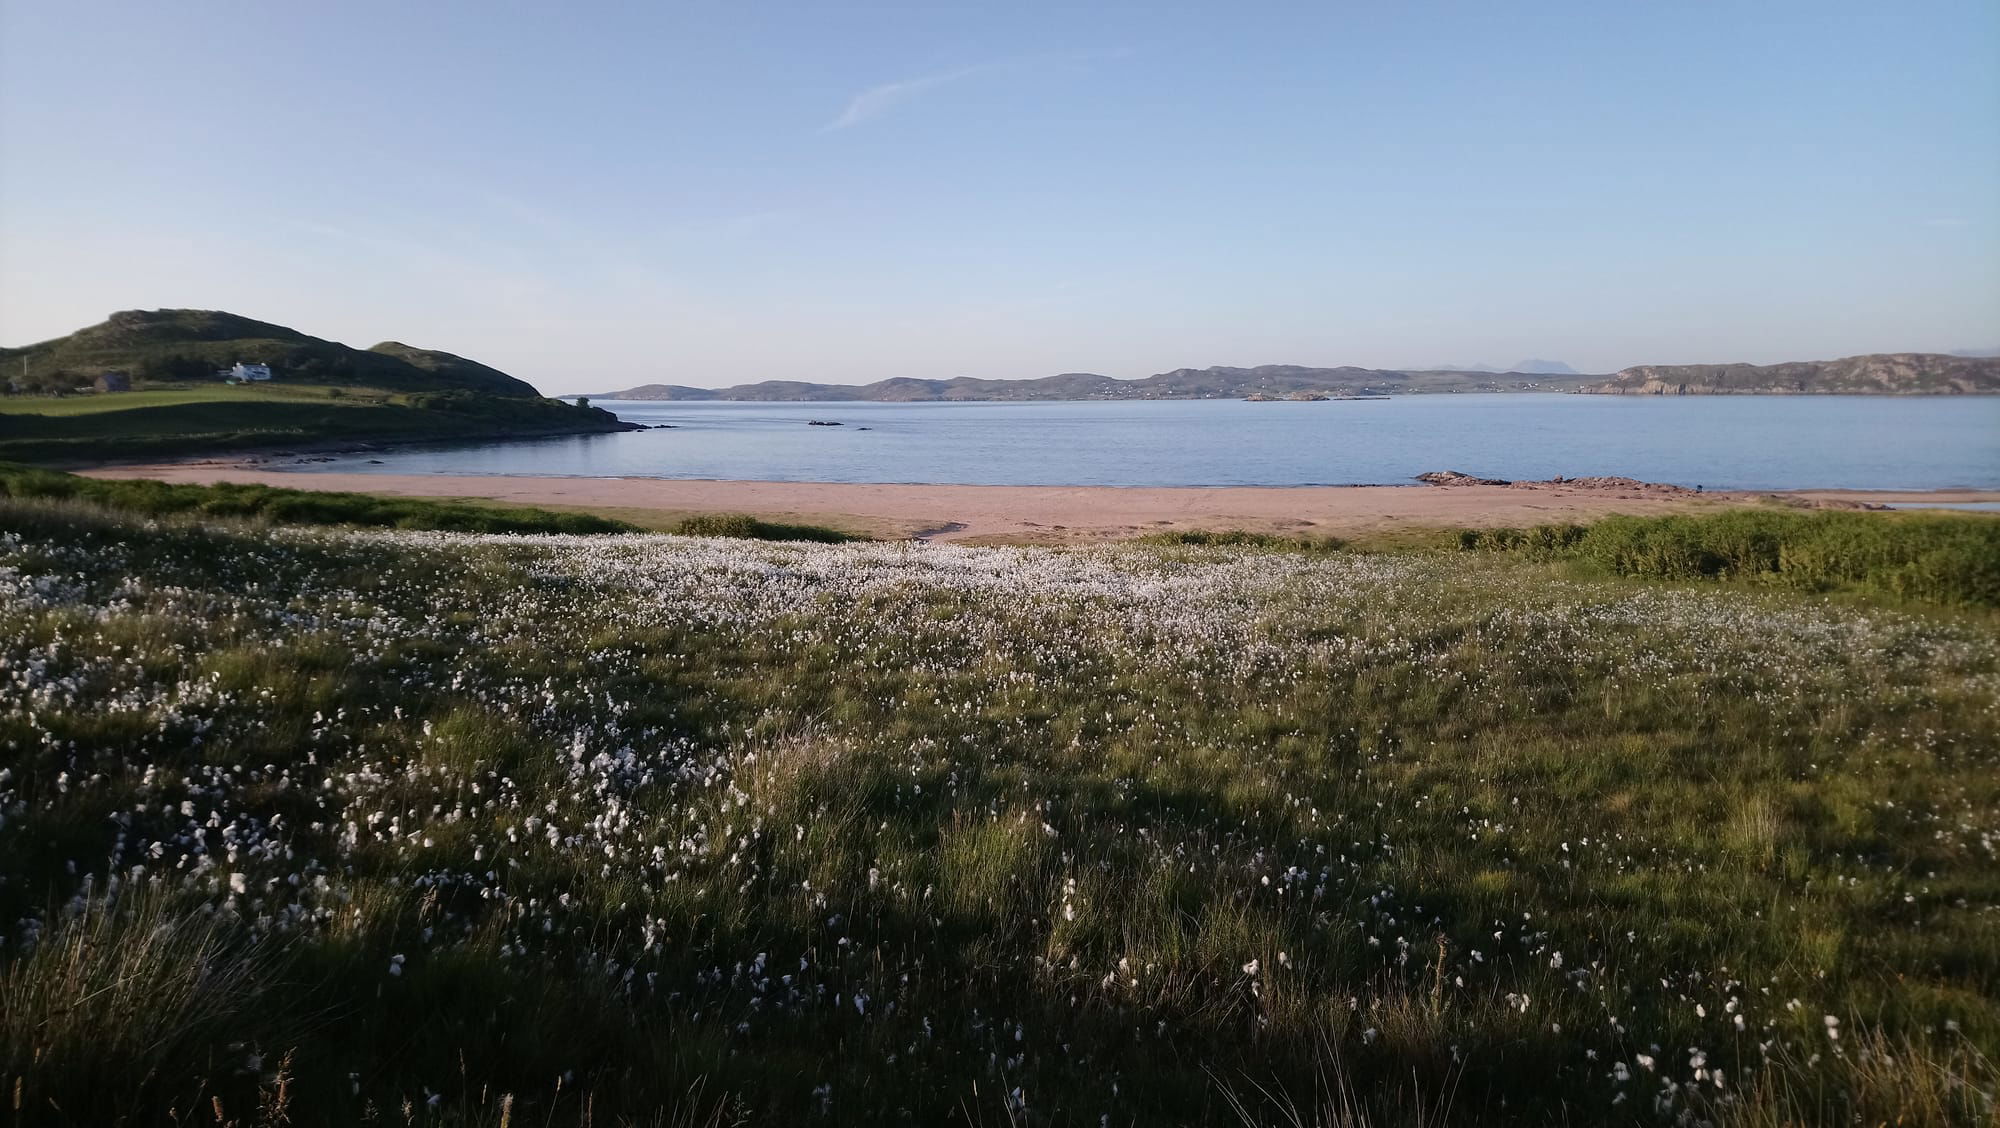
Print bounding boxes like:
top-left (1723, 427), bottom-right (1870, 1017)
top-left (1, 499), bottom-right (1996, 1125)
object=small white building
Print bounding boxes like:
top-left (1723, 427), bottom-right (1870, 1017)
top-left (228, 362), bottom-right (273, 382)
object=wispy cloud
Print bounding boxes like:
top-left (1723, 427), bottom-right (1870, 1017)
top-left (823, 64), bottom-right (999, 132)
top-left (821, 48), bottom-right (1133, 133)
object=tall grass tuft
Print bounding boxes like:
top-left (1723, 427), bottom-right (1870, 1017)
top-left (1, 890), bottom-right (294, 1124)
top-left (1217, 1034), bottom-right (1460, 1128)
top-left (1712, 1026), bottom-right (1998, 1127)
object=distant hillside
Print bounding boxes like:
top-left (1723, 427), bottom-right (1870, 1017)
top-left (1583, 353), bottom-right (2000, 395)
top-left (1509, 359), bottom-right (1579, 375)
top-left (1, 309), bottom-right (540, 397)
top-left (1414, 359), bottom-right (1579, 375)
top-left (592, 364), bottom-right (1597, 402)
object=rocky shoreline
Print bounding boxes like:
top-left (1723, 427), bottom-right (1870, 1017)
top-left (1414, 470), bottom-right (1889, 509)
top-left (1416, 470), bottom-right (1702, 495)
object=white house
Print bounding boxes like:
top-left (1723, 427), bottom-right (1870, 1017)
top-left (228, 362), bottom-right (273, 382)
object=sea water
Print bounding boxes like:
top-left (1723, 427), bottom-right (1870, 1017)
top-left (283, 394), bottom-right (2000, 490)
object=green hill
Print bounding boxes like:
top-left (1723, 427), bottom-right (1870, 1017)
top-left (0, 310), bottom-right (636, 462)
top-left (1, 308), bottom-right (540, 396)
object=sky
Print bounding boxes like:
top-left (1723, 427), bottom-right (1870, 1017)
top-left (2, 1), bottom-right (1996, 394)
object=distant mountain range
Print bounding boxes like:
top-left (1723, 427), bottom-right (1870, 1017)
top-left (591, 352), bottom-right (2000, 402)
top-left (590, 364), bottom-right (1598, 402)
top-left (1582, 353), bottom-right (2000, 395)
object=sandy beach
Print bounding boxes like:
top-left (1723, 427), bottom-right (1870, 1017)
top-left (76, 462), bottom-right (2000, 543)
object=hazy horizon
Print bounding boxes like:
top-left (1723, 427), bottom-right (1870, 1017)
top-left (3, 0), bottom-right (1996, 396)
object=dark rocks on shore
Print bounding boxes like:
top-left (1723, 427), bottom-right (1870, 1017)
top-left (1416, 470), bottom-right (1511, 486)
top-left (1416, 470), bottom-right (1705, 497)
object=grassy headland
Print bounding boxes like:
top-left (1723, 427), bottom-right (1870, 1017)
top-left (0, 309), bottom-right (635, 462)
top-left (0, 309), bottom-right (537, 397)
top-left (1, 500), bottom-right (1995, 1125)
top-left (0, 384), bottom-right (633, 464)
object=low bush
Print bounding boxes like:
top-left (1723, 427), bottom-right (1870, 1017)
top-left (1454, 524), bottom-right (1587, 554)
top-left (670, 512), bottom-right (857, 543)
top-left (1460, 507), bottom-right (2000, 606)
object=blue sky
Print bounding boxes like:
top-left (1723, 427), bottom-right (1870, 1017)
top-left (2, 1), bottom-right (1995, 393)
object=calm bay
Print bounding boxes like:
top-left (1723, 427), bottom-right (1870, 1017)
top-left (283, 394), bottom-right (2000, 490)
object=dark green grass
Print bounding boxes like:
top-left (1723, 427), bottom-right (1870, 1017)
top-left (669, 512), bottom-right (861, 542)
top-left (1458, 507), bottom-right (2000, 607)
top-left (0, 469), bottom-right (864, 542)
top-left (0, 464), bottom-right (637, 534)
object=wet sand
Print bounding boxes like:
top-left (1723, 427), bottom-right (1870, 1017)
top-left (77, 462), bottom-right (2000, 543)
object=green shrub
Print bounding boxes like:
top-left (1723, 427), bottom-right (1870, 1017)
top-left (671, 512), bottom-right (856, 543)
top-left (1458, 524), bottom-right (1586, 554)
top-left (1461, 508), bottom-right (2000, 606)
